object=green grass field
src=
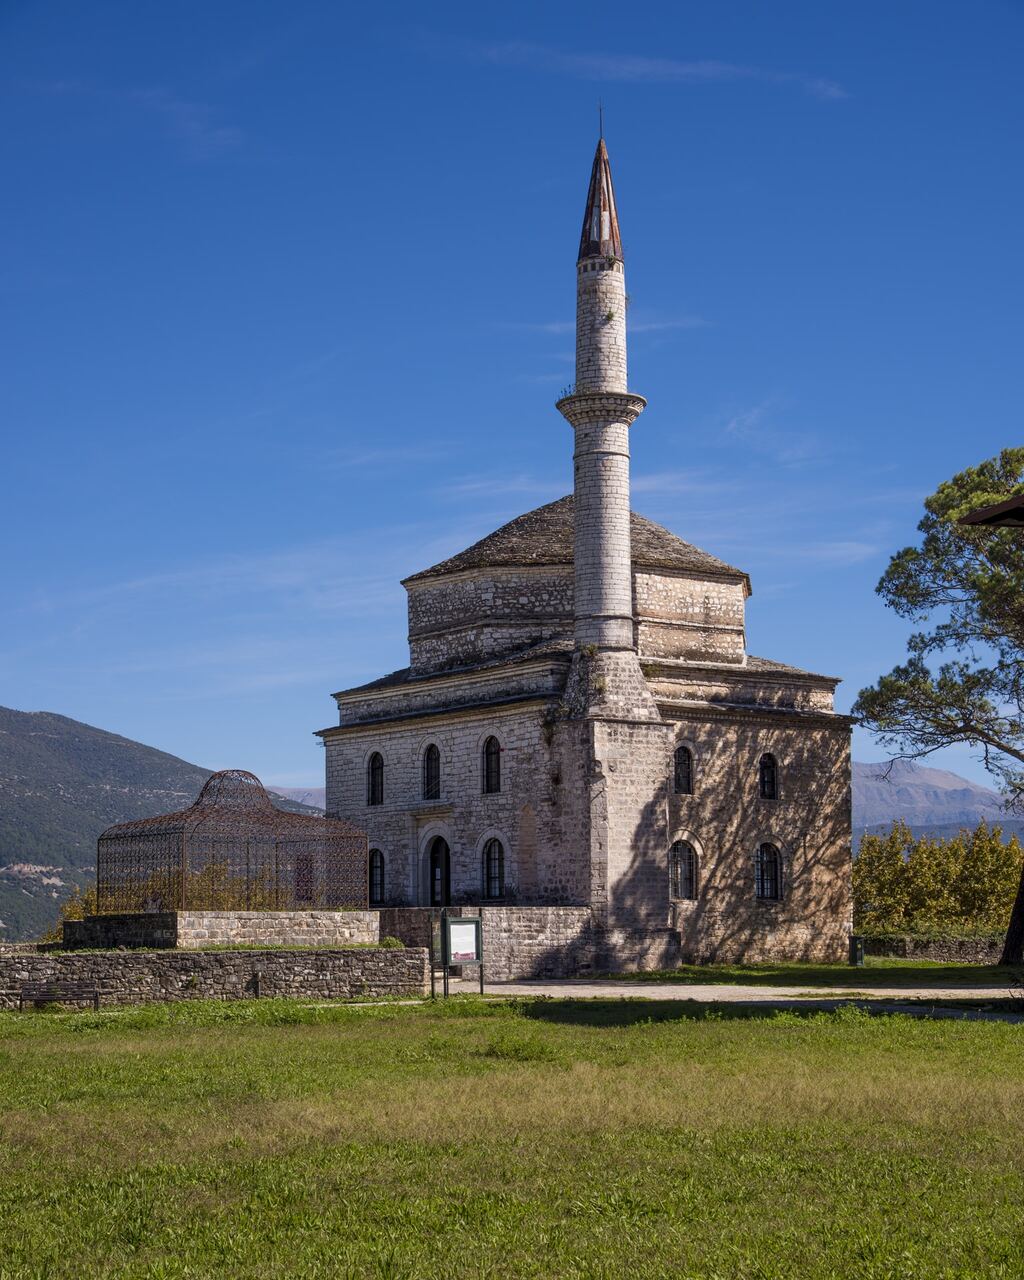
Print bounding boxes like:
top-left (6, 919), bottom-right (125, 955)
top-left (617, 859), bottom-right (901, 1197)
top-left (1, 997), bottom-right (1023, 1279)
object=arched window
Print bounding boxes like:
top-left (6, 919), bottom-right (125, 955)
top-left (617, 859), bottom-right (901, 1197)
top-left (669, 840), bottom-right (698, 900)
top-left (482, 736), bottom-right (501, 794)
top-left (366, 752), bottom-right (384, 806)
top-left (422, 744), bottom-right (440, 800)
top-left (758, 753), bottom-right (779, 800)
top-left (368, 849), bottom-right (385, 906)
top-left (482, 838), bottom-right (505, 900)
top-left (674, 745), bottom-right (694, 795)
top-left (755, 843), bottom-right (782, 900)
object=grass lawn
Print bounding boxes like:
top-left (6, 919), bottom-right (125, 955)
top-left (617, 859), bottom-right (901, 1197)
top-left (1, 998), bottom-right (1023, 1278)
top-left (616, 957), bottom-right (1024, 989)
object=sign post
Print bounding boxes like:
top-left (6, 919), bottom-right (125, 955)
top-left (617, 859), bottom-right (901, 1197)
top-left (439, 910), bottom-right (485, 996)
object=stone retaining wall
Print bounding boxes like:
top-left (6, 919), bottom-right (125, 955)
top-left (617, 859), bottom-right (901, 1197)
top-left (0, 947), bottom-right (429, 1009)
top-left (380, 905), bottom-right (678, 979)
top-left (863, 935), bottom-right (1004, 965)
top-left (64, 911), bottom-right (380, 950)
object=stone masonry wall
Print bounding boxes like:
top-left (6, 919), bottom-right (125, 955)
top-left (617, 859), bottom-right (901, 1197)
top-left (575, 258), bottom-right (626, 392)
top-left (378, 905), bottom-right (677, 979)
top-left (864, 935), bottom-right (1004, 964)
top-left (665, 711), bottom-right (853, 963)
top-left (326, 689), bottom-right (852, 964)
top-left (635, 571), bottom-right (746, 664)
top-left (648, 668), bottom-right (836, 713)
top-left (65, 910), bottom-right (380, 950)
top-left (0, 947), bottom-right (430, 1009)
top-left (336, 661), bottom-right (564, 728)
top-left (325, 703), bottom-right (582, 909)
top-left (405, 563), bottom-right (752, 673)
top-left (407, 569), bottom-right (573, 672)
top-left (570, 417), bottom-right (637, 651)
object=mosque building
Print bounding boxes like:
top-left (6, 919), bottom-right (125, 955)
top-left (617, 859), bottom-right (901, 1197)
top-left (318, 136), bottom-right (852, 966)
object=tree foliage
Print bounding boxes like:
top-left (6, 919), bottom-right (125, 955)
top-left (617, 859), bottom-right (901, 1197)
top-left (853, 821), bottom-right (1023, 935)
top-left (853, 447), bottom-right (1024, 804)
top-left (41, 883), bottom-right (99, 944)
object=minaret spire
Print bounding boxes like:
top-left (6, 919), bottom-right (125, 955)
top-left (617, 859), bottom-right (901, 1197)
top-left (578, 136), bottom-right (622, 263)
top-left (555, 135), bottom-right (658, 720)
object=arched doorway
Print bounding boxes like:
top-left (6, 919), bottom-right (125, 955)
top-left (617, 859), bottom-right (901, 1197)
top-left (429, 836), bottom-right (451, 907)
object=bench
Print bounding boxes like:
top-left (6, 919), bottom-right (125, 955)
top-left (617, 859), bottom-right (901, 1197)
top-left (18, 980), bottom-right (101, 1012)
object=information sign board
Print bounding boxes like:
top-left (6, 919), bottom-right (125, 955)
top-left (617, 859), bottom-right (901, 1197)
top-left (445, 916), bottom-right (482, 965)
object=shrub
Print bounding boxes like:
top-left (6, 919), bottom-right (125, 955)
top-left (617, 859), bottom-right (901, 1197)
top-left (40, 884), bottom-right (98, 944)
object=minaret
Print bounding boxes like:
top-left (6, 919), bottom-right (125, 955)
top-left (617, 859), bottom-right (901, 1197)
top-left (557, 137), bottom-right (659, 719)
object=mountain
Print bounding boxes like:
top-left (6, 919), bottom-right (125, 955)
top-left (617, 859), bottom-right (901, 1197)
top-left (272, 787), bottom-right (325, 811)
top-left (852, 759), bottom-right (1009, 830)
top-left (3, 702), bottom-right (1020, 941)
top-left (0, 707), bottom-right (317, 942)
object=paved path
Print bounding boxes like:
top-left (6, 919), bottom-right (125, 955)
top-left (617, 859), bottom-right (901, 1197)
top-left (480, 978), bottom-right (1013, 1002)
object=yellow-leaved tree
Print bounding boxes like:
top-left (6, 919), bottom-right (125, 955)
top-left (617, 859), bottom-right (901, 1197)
top-left (853, 821), bottom-right (1023, 935)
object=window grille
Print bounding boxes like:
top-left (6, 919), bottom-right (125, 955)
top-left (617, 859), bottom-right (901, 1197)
top-left (669, 840), bottom-right (697, 900)
top-left (368, 849), bottom-right (385, 906)
top-left (367, 753), bottom-right (384, 806)
top-left (674, 745), bottom-right (694, 795)
top-left (755, 843), bottom-right (782, 900)
top-left (483, 838), bottom-right (505, 899)
top-left (482, 736), bottom-right (501, 794)
top-left (422, 744), bottom-right (440, 801)
top-left (759, 753), bottom-right (779, 800)
top-left (430, 837), bottom-right (450, 907)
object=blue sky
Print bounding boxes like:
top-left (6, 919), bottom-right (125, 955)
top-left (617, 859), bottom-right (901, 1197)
top-left (2, 1), bottom-right (1021, 787)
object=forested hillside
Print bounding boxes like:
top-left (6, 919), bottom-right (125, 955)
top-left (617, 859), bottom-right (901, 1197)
top-left (0, 707), bottom-right (312, 941)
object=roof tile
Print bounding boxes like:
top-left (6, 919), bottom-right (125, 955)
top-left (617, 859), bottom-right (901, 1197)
top-left (403, 495), bottom-right (747, 585)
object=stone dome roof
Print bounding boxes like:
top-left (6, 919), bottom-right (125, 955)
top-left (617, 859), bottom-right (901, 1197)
top-left (403, 495), bottom-right (748, 587)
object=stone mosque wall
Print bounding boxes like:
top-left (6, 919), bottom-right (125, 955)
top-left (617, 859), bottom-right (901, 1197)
top-left (634, 571), bottom-right (747, 663)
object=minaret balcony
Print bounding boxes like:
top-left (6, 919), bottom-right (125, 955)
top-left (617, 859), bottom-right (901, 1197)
top-left (555, 390), bottom-right (646, 430)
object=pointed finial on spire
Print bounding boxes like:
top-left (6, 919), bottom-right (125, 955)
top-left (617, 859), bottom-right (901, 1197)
top-left (578, 135), bottom-right (622, 262)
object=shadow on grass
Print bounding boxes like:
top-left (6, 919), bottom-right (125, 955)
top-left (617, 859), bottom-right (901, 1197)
top-left (514, 998), bottom-right (829, 1029)
top-left (618, 962), bottom-right (1023, 990)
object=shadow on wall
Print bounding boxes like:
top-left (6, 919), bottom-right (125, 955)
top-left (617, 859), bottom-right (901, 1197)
top-left (522, 721), bottom-right (851, 975)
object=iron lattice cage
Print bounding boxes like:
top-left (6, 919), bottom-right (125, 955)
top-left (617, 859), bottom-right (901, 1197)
top-left (96, 770), bottom-right (368, 913)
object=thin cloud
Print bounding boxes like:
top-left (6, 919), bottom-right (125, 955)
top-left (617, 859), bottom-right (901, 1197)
top-left (630, 315), bottom-right (710, 333)
top-left (721, 398), bottom-right (830, 468)
top-left (27, 80), bottom-right (242, 159)
top-left (506, 314), bottom-right (708, 335)
top-left (441, 38), bottom-right (847, 101)
top-left (788, 540), bottom-right (881, 567)
top-left (129, 89), bottom-right (242, 157)
top-left (438, 473), bottom-right (564, 500)
top-left (326, 444), bottom-right (454, 468)
top-left (632, 470), bottom-right (732, 496)
top-left (502, 321), bottom-right (575, 335)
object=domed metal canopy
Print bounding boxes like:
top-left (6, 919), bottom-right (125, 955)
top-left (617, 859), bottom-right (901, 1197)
top-left (96, 770), bottom-right (367, 914)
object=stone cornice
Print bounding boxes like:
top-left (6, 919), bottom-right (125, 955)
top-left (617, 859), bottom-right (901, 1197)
top-left (658, 699), bottom-right (854, 730)
top-left (333, 656), bottom-right (569, 706)
top-left (408, 614), bottom-right (573, 641)
top-left (646, 656), bottom-right (841, 689)
top-left (636, 614), bottom-right (746, 635)
top-left (317, 694), bottom-right (552, 737)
